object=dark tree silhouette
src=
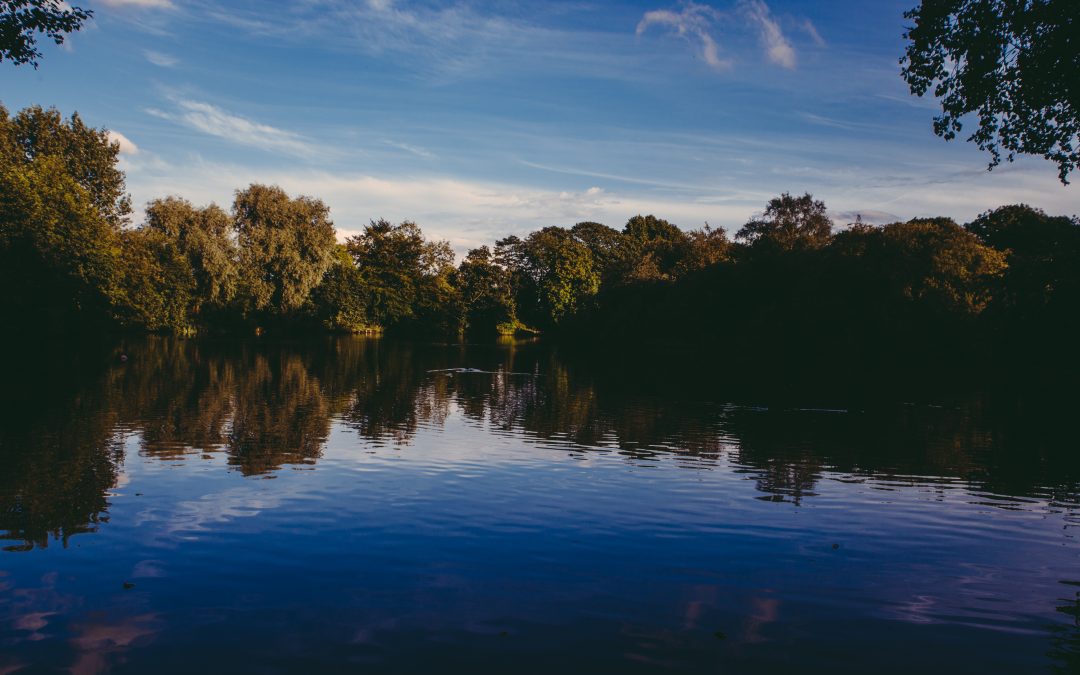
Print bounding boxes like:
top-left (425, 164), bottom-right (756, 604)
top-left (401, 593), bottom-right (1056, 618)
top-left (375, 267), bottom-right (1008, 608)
top-left (0, 0), bottom-right (91, 67)
top-left (901, 0), bottom-right (1080, 183)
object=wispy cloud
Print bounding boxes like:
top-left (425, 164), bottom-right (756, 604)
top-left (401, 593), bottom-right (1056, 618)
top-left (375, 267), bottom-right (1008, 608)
top-left (741, 0), bottom-right (795, 69)
top-left (99, 0), bottom-right (175, 8)
top-left (200, 1), bottom-right (531, 78)
top-left (636, 2), bottom-right (730, 71)
top-left (637, 0), bottom-right (803, 71)
top-left (146, 98), bottom-right (316, 158)
top-left (144, 50), bottom-right (178, 67)
top-left (831, 209), bottom-right (901, 226)
top-left (383, 140), bottom-right (435, 159)
top-left (800, 18), bottom-right (826, 48)
top-left (187, 0), bottom-right (640, 83)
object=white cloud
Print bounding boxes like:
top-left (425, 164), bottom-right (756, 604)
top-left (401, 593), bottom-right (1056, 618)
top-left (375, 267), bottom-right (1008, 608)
top-left (740, 0), bottom-right (796, 69)
top-left (636, 3), bottom-right (731, 71)
top-left (383, 140), bottom-right (435, 159)
top-left (800, 18), bottom-right (826, 48)
top-left (119, 157), bottom-right (756, 254)
top-left (831, 209), bottom-right (901, 227)
top-left (99, 0), bottom-right (174, 8)
top-left (119, 158), bottom-right (1076, 256)
top-left (199, 0), bottom-right (638, 84)
top-left (106, 130), bottom-right (139, 155)
top-left (146, 98), bottom-right (316, 158)
top-left (144, 50), bottom-right (178, 67)
top-left (638, 1), bottom-right (801, 71)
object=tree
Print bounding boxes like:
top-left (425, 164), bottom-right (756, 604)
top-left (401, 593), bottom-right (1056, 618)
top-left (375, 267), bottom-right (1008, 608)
top-left (411, 238), bottom-right (462, 335)
top-left (0, 105), bottom-right (129, 335)
top-left (498, 227), bottom-right (599, 326)
top-left (966, 204), bottom-right (1080, 334)
top-left (118, 227), bottom-right (197, 332)
top-left (118, 197), bottom-right (240, 332)
top-left (458, 245), bottom-right (517, 334)
top-left (0, 105), bottom-right (131, 225)
top-left (310, 245), bottom-right (371, 333)
top-left (232, 184), bottom-right (337, 319)
top-left (145, 197), bottom-right (238, 313)
top-left (570, 221), bottom-right (632, 284)
top-left (622, 214), bottom-right (690, 281)
top-left (901, 0), bottom-right (1080, 183)
top-left (0, 0), bottom-right (91, 67)
top-left (736, 193), bottom-right (832, 253)
top-left (0, 155), bottom-right (123, 334)
top-left (676, 225), bottom-right (732, 276)
top-left (864, 217), bottom-right (1008, 316)
top-left (345, 219), bottom-right (456, 330)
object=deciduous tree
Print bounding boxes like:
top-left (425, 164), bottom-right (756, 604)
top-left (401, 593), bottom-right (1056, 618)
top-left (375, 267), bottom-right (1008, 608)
top-left (901, 0), bottom-right (1080, 182)
top-left (0, 0), bottom-right (91, 67)
top-left (233, 184), bottom-right (336, 318)
top-left (736, 193), bottom-right (832, 253)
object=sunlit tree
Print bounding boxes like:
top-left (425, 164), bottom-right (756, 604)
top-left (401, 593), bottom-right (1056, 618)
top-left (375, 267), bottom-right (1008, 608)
top-left (233, 184), bottom-right (337, 319)
top-left (736, 192), bottom-right (832, 253)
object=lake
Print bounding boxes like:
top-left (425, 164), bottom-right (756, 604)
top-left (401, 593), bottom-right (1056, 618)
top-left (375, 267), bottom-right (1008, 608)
top-left (1, 337), bottom-right (1078, 673)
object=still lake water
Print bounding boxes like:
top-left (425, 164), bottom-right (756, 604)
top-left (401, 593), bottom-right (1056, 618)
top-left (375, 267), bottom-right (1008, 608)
top-left (1, 337), bottom-right (1078, 674)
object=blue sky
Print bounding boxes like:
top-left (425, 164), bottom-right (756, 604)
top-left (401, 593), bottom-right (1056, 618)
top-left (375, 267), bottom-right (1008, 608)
top-left (1, 0), bottom-right (1074, 251)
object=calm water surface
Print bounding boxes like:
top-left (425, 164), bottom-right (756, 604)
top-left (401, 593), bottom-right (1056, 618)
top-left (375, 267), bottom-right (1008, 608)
top-left (1, 338), bottom-right (1078, 673)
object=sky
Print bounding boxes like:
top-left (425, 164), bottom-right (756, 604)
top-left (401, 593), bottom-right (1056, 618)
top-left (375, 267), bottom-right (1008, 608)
top-left (1, 0), bottom-right (1074, 251)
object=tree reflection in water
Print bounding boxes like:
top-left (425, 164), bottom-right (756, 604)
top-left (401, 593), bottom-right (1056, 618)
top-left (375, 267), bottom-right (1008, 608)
top-left (1, 336), bottom-right (1079, 671)
top-left (2, 336), bottom-right (1079, 548)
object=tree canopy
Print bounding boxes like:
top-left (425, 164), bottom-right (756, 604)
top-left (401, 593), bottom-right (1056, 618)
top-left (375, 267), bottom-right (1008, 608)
top-left (0, 106), bottom-right (125, 335)
top-left (901, 0), bottom-right (1080, 183)
top-left (735, 192), bottom-right (832, 253)
top-left (0, 105), bottom-right (131, 225)
top-left (0, 0), bottom-right (91, 67)
top-left (233, 184), bottom-right (337, 318)
top-left (4, 101), bottom-right (1080, 383)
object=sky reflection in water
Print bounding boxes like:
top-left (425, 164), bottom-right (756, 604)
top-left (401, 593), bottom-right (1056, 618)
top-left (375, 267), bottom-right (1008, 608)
top-left (1, 337), bottom-right (1078, 674)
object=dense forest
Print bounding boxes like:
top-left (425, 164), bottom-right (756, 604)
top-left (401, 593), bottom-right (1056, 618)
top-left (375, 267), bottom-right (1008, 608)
top-left (2, 103), bottom-right (1079, 377)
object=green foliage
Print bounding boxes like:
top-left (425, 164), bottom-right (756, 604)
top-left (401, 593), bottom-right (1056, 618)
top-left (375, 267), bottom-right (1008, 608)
top-left (145, 197), bottom-right (238, 312)
top-left (458, 245), bottom-right (517, 334)
top-left (233, 184), bottom-right (337, 319)
top-left (901, 0), bottom-right (1080, 183)
top-left (0, 105), bottom-right (131, 225)
top-left (570, 221), bottom-right (631, 284)
top-left (0, 105), bottom-right (131, 334)
top-left (497, 227), bottom-right (599, 327)
top-left (736, 192), bottom-right (832, 254)
top-left (540, 235), bottom-right (598, 323)
top-left (118, 197), bottom-right (240, 333)
top-left (676, 225), bottom-right (732, 276)
top-left (966, 204), bottom-right (1080, 349)
top-left (0, 0), bottom-right (91, 67)
top-left (622, 214), bottom-right (691, 281)
top-left (837, 217), bottom-right (1008, 317)
top-left (345, 219), bottom-right (455, 330)
top-left (0, 154), bottom-right (122, 335)
top-left (118, 227), bottom-right (197, 333)
top-left (0, 101), bottom-right (1073, 369)
top-left (310, 246), bottom-right (373, 333)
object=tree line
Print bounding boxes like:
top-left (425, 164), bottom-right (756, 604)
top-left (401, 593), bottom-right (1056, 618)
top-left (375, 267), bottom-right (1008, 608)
top-left (2, 104), bottom-right (1079, 374)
